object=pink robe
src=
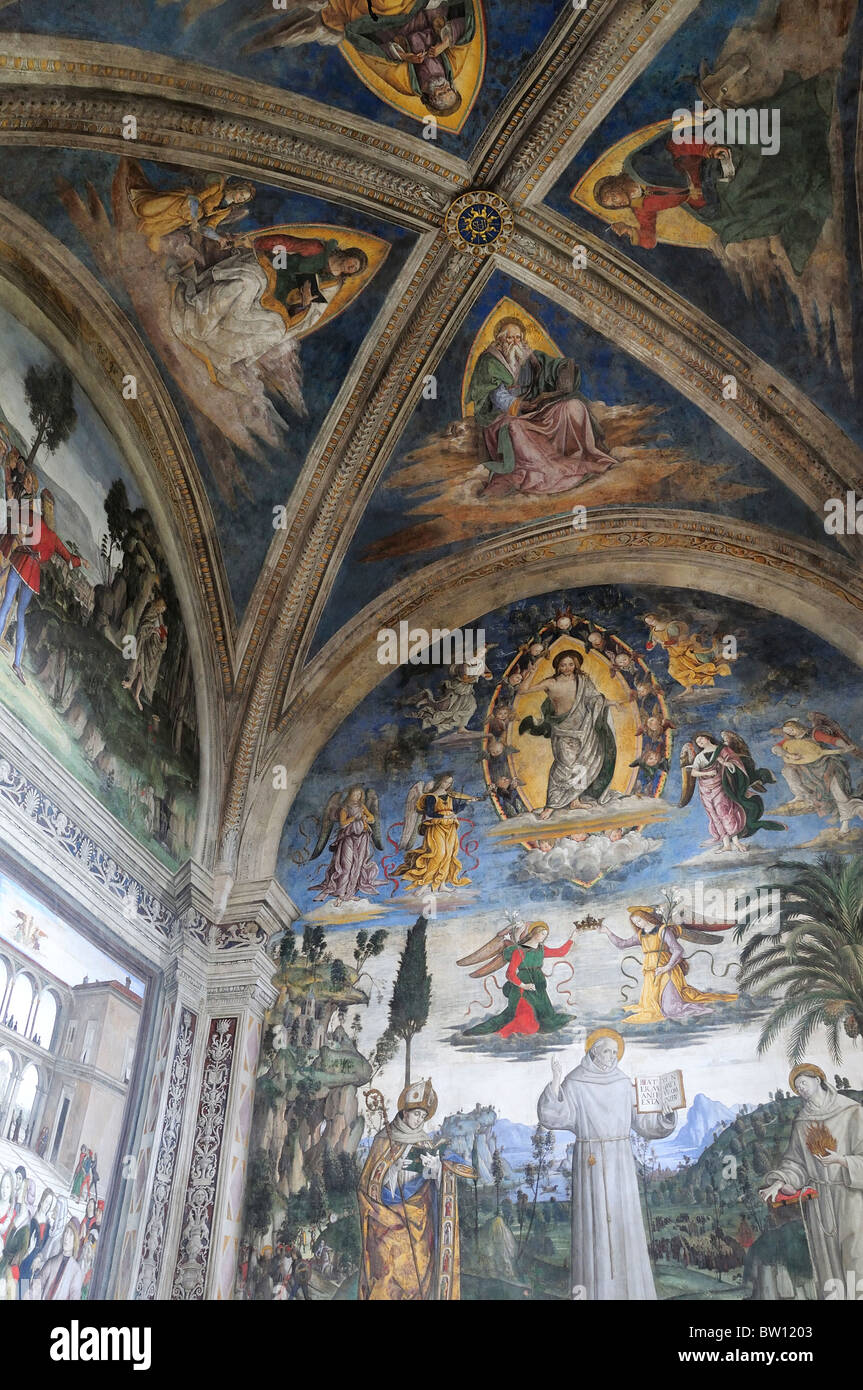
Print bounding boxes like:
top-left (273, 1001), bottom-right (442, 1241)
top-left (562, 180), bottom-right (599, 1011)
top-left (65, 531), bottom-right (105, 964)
top-left (695, 746), bottom-right (748, 840)
top-left (483, 398), bottom-right (615, 496)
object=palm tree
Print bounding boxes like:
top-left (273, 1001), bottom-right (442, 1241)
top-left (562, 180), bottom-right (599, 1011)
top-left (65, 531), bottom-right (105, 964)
top-left (734, 854), bottom-right (863, 1063)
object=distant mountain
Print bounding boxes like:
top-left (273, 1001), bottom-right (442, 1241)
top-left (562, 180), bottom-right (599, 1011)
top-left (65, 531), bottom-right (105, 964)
top-left (653, 1093), bottom-right (740, 1167)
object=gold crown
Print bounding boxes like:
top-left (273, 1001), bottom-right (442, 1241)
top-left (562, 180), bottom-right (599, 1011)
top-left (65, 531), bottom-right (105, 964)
top-left (584, 1027), bottom-right (625, 1059)
top-left (789, 1063), bottom-right (825, 1094)
top-left (398, 1077), bottom-right (438, 1120)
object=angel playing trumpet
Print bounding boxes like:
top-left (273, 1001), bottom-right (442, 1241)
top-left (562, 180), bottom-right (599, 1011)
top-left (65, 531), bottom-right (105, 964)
top-left (394, 772), bottom-right (485, 893)
top-left (309, 785), bottom-right (384, 905)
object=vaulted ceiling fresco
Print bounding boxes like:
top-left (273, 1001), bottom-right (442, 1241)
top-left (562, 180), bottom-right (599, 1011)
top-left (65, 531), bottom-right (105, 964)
top-left (0, 0), bottom-right (861, 1314)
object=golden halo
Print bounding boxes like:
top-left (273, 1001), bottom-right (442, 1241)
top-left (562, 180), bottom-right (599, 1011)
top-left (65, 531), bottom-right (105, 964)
top-left (788, 1063), bottom-right (826, 1093)
top-left (584, 1027), bottom-right (625, 1059)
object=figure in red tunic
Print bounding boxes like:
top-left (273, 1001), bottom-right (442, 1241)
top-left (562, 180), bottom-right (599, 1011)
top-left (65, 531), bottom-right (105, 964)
top-left (458, 919), bottom-right (575, 1037)
top-left (0, 489), bottom-right (85, 685)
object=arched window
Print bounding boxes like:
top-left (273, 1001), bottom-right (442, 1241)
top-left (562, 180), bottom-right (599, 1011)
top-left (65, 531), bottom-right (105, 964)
top-left (12, 1061), bottom-right (38, 1130)
top-left (0, 1047), bottom-right (13, 1102)
top-left (30, 990), bottom-right (58, 1047)
top-left (6, 973), bottom-right (34, 1033)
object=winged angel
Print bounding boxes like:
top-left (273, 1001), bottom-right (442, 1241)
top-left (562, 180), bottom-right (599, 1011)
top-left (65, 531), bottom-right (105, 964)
top-left (394, 773), bottom-right (485, 892)
top-left (457, 915), bottom-right (575, 1038)
top-left (679, 731), bottom-right (785, 852)
top-left (602, 904), bottom-right (738, 1025)
top-left (310, 786), bottom-right (384, 904)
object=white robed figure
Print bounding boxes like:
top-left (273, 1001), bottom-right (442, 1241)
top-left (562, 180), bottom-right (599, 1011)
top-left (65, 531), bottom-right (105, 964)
top-left (169, 247), bottom-right (289, 385)
top-left (517, 650), bottom-right (618, 818)
top-left (538, 1028), bottom-right (675, 1299)
top-left (759, 1063), bottom-right (863, 1297)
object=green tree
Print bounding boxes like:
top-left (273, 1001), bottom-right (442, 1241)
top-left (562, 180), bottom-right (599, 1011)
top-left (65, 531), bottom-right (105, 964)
top-left (308, 1175), bottom-right (327, 1231)
top-left (278, 929), bottom-right (297, 970)
top-left (244, 1148), bottom-right (273, 1237)
top-left (322, 1146), bottom-right (343, 1199)
top-left (354, 928), bottom-right (389, 974)
top-left (491, 1147), bottom-right (505, 1215)
top-left (387, 916), bottom-right (431, 1087)
top-left (751, 1143), bottom-right (772, 1175)
top-left (103, 477), bottom-right (130, 554)
top-left (302, 924), bottom-right (328, 980)
top-left (735, 854), bottom-right (863, 1062)
top-left (370, 1026), bottom-right (398, 1079)
top-left (329, 957), bottom-right (349, 992)
top-left (23, 362), bottom-right (77, 469)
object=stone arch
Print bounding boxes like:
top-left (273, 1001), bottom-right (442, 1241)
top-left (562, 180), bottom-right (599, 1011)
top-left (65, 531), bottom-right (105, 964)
top-left (30, 988), bottom-right (60, 1050)
top-left (6, 971), bottom-right (36, 1035)
top-left (0, 196), bottom-right (230, 868)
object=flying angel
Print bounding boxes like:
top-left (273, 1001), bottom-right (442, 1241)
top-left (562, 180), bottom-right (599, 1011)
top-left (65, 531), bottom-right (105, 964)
top-left (310, 785), bottom-right (384, 904)
top-left (394, 772), bottom-right (484, 893)
top-left (457, 916), bottom-right (575, 1037)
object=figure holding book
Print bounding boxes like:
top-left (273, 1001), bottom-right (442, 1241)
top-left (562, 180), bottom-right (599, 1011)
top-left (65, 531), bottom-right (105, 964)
top-left (759, 1063), bottom-right (863, 1296)
top-left (466, 316), bottom-right (616, 496)
top-left (537, 1028), bottom-right (679, 1299)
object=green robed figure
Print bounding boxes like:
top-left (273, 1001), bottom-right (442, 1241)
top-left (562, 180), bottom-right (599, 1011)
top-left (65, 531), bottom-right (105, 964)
top-left (465, 316), bottom-right (615, 496)
top-left (459, 921), bottom-right (575, 1037)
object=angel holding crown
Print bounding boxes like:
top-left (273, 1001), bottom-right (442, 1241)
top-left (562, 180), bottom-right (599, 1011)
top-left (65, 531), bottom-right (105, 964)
top-left (309, 785), bottom-right (384, 904)
top-left (458, 917), bottom-right (575, 1037)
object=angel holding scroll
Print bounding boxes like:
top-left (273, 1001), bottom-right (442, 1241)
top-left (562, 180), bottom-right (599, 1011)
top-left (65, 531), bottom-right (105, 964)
top-left (394, 772), bottom-right (485, 893)
top-left (310, 785), bottom-right (384, 904)
top-left (458, 917), bottom-right (575, 1037)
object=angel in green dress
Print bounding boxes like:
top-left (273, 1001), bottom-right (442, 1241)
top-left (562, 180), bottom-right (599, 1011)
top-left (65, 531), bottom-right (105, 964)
top-left (458, 919), bottom-right (575, 1037)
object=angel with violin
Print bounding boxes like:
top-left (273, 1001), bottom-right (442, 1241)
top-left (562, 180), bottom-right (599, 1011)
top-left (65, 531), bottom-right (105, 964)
top-left (394, 772), bottom-right (485, 893)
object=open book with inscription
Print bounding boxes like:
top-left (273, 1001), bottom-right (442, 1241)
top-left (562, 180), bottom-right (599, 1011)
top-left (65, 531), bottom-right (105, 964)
top-left (634, 1069), bottom-right (686, 1114)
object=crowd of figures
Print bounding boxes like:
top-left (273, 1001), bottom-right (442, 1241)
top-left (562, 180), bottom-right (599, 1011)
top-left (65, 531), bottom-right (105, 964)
top-left (236, 1231), bottom-right (354, 1302)
top-left (0, 1161), bottom-right (101, 1300)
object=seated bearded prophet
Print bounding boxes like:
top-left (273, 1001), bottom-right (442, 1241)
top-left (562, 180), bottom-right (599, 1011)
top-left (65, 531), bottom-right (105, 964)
top-left (760, 1064), bottom-right (863, 1297)
top-left (538, 1030), bottom-right (676, 1299)
top-left (248, 0), bottom-right (478, 119)
top-left (466, 317), bottom-right (615, 496)
top-left (358, 1079), bottom-right (474, 1300)
top-left (603, 907), bottom-right (737, 1024)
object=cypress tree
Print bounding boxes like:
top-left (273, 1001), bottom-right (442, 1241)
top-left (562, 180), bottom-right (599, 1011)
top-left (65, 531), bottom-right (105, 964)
top-left (387, 916), bottom-right (431, 1087)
